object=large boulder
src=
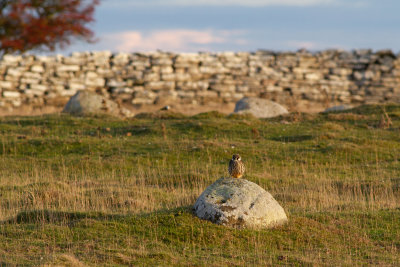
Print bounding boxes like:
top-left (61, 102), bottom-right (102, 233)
top-left (194, 178), bottom-right (288, 229)
top-left (63, 91), bottom-right (131, 117)
top-left (234, 97), bottom-right (289, 118)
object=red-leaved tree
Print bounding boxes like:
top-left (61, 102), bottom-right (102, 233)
top-left (0, 0), bottom-right (99, 54)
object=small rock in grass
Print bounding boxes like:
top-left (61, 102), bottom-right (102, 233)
top-left (234, 97), bottom-right (289, 118)
top-left (63, 91), bottom-right (120, 116)
top-left (323, 105), bottom-right (353, 113)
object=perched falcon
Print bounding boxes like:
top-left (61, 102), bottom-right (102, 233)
top-left (228, 154), bottom-right (245, 178)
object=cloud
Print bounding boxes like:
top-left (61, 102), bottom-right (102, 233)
top-left (103, 0), bottom-right (338, 7)
top-left (285, 40), bottom-right (348, 50)
top-left (286, 41), bottom-right (319, 50)
top-left (102, 29), bottom-right (247, 52)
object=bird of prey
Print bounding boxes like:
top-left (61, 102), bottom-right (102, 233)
top-left (228, 154), bottom-right (245, 178)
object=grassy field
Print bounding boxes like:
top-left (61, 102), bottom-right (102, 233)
top-left (0, 104), bottom-right (399, 266)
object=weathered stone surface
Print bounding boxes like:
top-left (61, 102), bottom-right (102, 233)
top-left (62, 91), bottom-right (120, 116)
top-left (234, 97), bottom-right (289, 118)
top-left (194, 178), bottom-right (288, 229)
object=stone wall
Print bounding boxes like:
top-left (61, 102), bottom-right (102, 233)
top-left (1, 49), bottom-right (399, 112)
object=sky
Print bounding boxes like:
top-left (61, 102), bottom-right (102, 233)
top-left (60, 0), bottom-right (400, 54)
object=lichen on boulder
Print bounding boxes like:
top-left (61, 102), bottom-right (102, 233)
top-left (194, 178), bottom-right (288, 229)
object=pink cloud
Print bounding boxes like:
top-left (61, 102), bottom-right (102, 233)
top-left (287, 41), bottom-right (319, 50)
top-left (103, 29), bottom-right (245, 52)
top-left (286, 40), bottom-right (348, 50)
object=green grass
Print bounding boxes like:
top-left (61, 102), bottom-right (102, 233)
top-left (0, 104), bottom-right (399, 265)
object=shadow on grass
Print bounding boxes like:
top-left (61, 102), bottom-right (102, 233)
top-left (347, 104), bottom-right (400, 115)
top-left (134, 111), bottom-right (186, 120)
top-left (191, 111), bottom-right (226, 119)
top-left (2, 210), bottom-right (115, 225)
top-left (1, 206), bottom-right (194, 225)
top-left (0, 262), bottom-right (31, 267)
top-left (97, 125), bottom-right (154, 137)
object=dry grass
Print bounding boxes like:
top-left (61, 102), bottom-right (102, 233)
top-left (0, 144), bottom-right (398, 221)
top-left (0, 104), bottom-right (399, 265)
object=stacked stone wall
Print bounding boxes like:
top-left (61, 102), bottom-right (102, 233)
top-left (1, 49), bottom-right (399, 112)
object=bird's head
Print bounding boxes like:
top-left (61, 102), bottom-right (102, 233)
top-left (232, 154), bottom-right (241, 161)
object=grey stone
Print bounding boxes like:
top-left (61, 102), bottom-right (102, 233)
top-left (107, 80), bottom-right (127, 88)
top-left (63, 91), bottom-right (120, 116)
top-left (3, 91), bottom-right (21, 98)
top-left (84, 77), bottom-right (105, 87)
top-left (111, 87), bottom-right (134, 94)
top-left (234, 97), bottom-right (289, 118)
top-left (132, 90), bottom-right (156, 105)
top-left (57, 65), bottom-right (80, 72)
top-left (196, 90), bottom-right (218, 98)
top-left (323, 105), bottom-right (353, 112)
top-left (29, 84), bottom-right (47, 91)
top-left (25, 89), bottom-right (45, 96)
top-left (112, 53), bottom-right (130, 65)
top-left (7, 68), bottom-right (23, 77)
top-left (60, 89), bottom-right (78, 97)
top-left (31, 65), bottom-right (44, 73)
top-left (22, 71), bottom-right (42, 79)
top-left (63, 57), bottom-right (83, 65)
top-left (86, 71), bottom-right (99, 79)
top-left (194, 178), bottom-right (288, 229)
top-left (2, 55), bottom-right (22, 64)
top-left (0, 81), bottom-right (13, 89)
top-left (210, 84), bottom-right (236, 92)
top-left (11, 99), bottom-right (22, 107)
top-left (68, 82), bottom-right (86, 91)
top-left (36, 55), bottom-right (56, 63)
top-left (145, 81), bottom-right (175, 90)
top-left (160, 66), bottom-right (174, 74)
